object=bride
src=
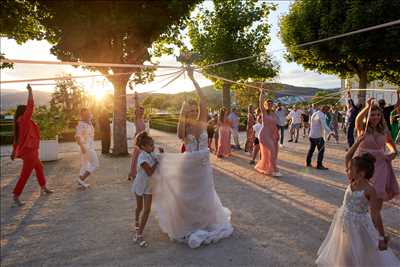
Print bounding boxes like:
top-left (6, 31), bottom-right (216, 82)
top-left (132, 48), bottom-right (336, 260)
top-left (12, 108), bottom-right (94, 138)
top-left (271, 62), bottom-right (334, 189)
top-left (152, 68), bottom-right (233, 248)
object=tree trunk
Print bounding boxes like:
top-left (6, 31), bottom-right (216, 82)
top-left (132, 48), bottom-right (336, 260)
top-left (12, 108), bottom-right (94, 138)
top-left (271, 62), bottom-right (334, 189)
top-left (222, 82), bottom-right (231, 108)
top-left (357, 71), bottom-right (368, 106)
top-left (110, 76), bottom-right (129, 156)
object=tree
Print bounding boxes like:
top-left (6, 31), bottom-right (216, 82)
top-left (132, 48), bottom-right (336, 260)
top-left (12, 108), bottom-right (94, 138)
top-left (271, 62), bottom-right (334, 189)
top-left (280, 0), bottom-right (400, 104)
top-left (155, 0), bottom-right (278, 108)
top-left (32, 0), bottom-right (199, 155)
top-left (50, 77), bottom-right (88, 124)
top-left (233, 82), bottom-right (279, 109)
top-left (370, 70), bottom-right (400, 87)
top-left (0, 0), bottom-right (55, 68)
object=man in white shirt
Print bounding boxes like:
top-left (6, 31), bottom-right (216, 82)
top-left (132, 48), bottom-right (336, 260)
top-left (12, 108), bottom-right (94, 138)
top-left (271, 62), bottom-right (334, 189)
top-left (275, 103), bottom-right (287, 147)
top-left (228, 107), bottom-right (241, 149)
top-left (75, 108), bottom-right (99, 188)
top-left (306, 106), bottom-right (335, 170)
top-left (287, 105), bottom-right (302, 143)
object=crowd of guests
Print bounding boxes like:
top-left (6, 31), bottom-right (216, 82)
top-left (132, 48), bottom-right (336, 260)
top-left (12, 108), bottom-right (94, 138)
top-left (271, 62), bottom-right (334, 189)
top-left (205, 89), bottom-right (400, 173)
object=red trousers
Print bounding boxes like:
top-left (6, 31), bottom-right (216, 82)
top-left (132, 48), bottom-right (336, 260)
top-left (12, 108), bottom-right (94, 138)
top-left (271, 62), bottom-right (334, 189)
top-left (13, 150), bottom-right (46, 197)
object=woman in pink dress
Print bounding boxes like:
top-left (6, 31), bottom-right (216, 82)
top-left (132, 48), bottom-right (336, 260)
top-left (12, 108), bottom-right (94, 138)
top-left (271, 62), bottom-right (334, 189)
top-left (245, 104), bottom-right (256, 153)
top-left (255, 89), bottom-right (281, 177)
top-left (217, 108), bottom-right (232, 158)
top-left (355, 99), bottom-right (399, 202)
top-left (129, 92), bottom-right (146, 180)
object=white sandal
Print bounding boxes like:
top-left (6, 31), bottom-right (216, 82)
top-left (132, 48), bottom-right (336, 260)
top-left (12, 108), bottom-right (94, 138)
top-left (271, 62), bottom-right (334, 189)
top-left (134, 234), bottom-right (148, 248)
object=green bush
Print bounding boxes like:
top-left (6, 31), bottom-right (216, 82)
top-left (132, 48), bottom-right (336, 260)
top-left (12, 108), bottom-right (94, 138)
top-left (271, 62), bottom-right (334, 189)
top-left (33, 106), bottom-right (67, 140)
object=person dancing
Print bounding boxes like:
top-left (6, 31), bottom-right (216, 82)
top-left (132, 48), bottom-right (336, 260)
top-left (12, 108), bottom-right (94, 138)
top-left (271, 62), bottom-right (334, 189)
top-left (129, 92), bottom-right (146, 180)
top-left (354, 98), bottom-right (399, 226)
top-left (255, 88), bottom-right (281, 177)
top-left (217, 108), bottom-right (232, 158)
top-left (75, 108), bottom-right (99, 188)
top-left (11, 84), bottom-right (52, 206)
top-left (152, 67), bottom-right (233, 248)
top-left (316, 136), bottom-right (400, 266)
top-left (249, 114), bottom-right (262, 165)
top-left (244, 104), bottom-right (255, 153)
top-left (207, 114), bottom-right (218, 151)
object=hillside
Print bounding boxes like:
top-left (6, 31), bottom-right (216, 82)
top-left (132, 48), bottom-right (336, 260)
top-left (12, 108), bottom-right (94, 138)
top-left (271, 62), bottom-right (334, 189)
top-left (1, 90), bottom-right (52, 111)
top-left (1, 83), bottom-right (340, 111)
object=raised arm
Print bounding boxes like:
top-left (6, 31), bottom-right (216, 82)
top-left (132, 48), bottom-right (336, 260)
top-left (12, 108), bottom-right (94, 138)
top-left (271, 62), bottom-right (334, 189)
top-left (355, 98), bottom-right (374, 132)
top-left (345, 134), bottom-right (364, 170)
top-left (259, 89), bottom-right (266, 113)
top-left (347, 90), bottom-right (357, 110)
top-left (187, 68), bottom-right (208, 123)
top-left (21, 84), bottom-right (34, 121)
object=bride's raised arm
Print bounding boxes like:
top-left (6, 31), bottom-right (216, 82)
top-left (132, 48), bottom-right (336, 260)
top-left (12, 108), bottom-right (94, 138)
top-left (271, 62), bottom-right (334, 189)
top-left (187, 68), bottom-right (208, 123)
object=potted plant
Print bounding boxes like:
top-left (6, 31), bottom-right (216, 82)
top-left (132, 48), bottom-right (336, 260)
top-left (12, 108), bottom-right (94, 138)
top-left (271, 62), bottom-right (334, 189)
top-left (33, 106), bottom-right (66, 161)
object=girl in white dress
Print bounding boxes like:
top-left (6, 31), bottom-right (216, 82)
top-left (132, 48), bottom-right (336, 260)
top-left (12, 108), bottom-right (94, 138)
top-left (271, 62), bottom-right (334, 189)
top-left (152, 68), bottom-right (233, 248)
top-left (132, 131), bottom-right (159, 247)
top-left (316, 134), bottom-right (400, 267)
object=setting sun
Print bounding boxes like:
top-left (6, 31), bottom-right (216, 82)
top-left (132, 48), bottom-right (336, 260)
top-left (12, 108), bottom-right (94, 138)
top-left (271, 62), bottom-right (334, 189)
top-left (84, 77), bottom-right (114, 102)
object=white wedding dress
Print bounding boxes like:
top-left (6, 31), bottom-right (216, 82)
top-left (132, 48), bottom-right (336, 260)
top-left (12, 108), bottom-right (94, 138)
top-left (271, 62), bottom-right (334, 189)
top-left (152, 132), bottom-right (233, 248)
top-left (316, 186), bottom-right (400, 266)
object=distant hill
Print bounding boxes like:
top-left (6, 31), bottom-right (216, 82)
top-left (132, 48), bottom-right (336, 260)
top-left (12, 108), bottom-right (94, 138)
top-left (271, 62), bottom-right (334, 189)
top-left (1, 83), bottom-right (340, 111)
top-left (268, 83), bottom-right (340, 97)
top-left (1, 90), bottom-right (52, 111)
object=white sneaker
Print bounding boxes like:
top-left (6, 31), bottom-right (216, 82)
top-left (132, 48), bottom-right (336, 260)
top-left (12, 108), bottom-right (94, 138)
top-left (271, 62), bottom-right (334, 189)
top-left (77, 178), bottom-right (90, 188)
top-left (273, 172), bottom-right (282, 177)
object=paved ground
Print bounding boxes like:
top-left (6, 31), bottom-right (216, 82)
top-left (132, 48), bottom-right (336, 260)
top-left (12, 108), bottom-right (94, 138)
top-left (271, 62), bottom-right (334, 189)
top-left (1, 130), bottom-right (399, 267)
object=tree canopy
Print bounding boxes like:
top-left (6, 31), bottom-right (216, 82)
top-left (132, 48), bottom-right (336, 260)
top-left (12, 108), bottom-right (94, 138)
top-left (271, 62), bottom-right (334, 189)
top-left (0, 0), bottom-right (55, 68)
top-left (29, 0), bottom-right (200, 155)
top-left (156, 0), bottom-right (279, 108)
top-left (50, 77), bottom-right (88, 124)
top-left (280, 0), bottom-right (400, 104)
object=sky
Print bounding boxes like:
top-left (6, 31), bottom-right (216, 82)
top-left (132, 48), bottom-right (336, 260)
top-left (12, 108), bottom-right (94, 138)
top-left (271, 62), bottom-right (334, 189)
top-left (0, 1), bottom-right (341, 98)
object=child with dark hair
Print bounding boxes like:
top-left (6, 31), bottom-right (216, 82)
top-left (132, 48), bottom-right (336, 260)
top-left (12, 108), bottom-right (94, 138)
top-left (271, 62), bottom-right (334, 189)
top-left (316, 135), bottom-right (399, 266)
top-left (131, 131), bottom-right (161, 247)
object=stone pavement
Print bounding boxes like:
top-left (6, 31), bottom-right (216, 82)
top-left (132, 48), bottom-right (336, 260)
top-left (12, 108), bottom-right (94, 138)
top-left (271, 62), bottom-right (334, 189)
top-left (1, 130), bottom-right (399, 266)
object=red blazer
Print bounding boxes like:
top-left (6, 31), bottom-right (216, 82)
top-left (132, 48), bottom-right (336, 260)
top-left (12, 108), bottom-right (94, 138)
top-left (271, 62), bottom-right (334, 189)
top-left (13, 98), bottom-right (40, 158)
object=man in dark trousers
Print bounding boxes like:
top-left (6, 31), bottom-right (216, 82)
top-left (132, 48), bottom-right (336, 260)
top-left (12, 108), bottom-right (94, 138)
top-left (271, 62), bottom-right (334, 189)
top-left (345, 90), bottom-right (361, 149)
top-left (306, 105), bottom-right (335, 170)
top-left (98, 109), bottom-right (111, 154)
top-left (378, 90), bottom-right (400, 129)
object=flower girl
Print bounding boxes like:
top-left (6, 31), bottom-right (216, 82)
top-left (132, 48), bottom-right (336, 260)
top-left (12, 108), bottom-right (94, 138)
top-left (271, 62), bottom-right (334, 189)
top-left (316, 135), bottom-right (400, 266)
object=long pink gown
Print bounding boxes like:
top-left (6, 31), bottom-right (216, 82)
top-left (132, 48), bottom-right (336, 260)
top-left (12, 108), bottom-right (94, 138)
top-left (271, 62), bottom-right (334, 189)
top-left (255, 112), bottom-right (279, 175)
top-left (356, 132), bottom-right (399, 200)
top-left (130, 119), bottom-right (146, 178)
top-left (217, 121), bottom-right (231, 157)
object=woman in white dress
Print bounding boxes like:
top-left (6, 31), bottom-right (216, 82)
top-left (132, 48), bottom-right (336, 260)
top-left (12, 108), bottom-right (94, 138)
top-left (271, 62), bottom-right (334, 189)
top-left (152, 68), bottom-right (233, 248)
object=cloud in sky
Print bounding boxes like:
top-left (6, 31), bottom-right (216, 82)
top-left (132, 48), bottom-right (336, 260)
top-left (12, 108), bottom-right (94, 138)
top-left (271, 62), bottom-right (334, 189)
top-left (1, 2), bottom-right (341, 94)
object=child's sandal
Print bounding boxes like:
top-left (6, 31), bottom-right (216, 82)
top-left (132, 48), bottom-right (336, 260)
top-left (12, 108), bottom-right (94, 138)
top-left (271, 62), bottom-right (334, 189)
top-left (134, 235), bottom-right (148, 247)
top-left (139, 239), bottom-right (148, 248)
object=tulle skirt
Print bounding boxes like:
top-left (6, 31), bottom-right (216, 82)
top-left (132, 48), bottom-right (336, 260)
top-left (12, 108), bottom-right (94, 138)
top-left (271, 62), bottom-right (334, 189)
top-left (316, 207), bottom-right (400, 267)
top-left (153, 150), bottom-right (233, 248)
